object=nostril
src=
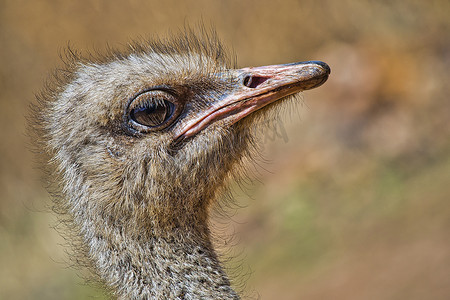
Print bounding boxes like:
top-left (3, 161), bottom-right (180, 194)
top-left (243, 75), bottom-right (251, 87)
top-left (243, 75), bottom-right (269, 88)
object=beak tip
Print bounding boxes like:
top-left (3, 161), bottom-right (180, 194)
top-left (298, 61), bottom-right (331, 90)
top-left (311, 60), bottom-right (331, 76)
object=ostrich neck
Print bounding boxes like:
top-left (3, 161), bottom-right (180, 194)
top-left (60, 128), bottom-right (247, 299)
top-left (79, 203), bottom-right (239, 299)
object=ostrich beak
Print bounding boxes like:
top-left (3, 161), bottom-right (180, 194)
top-left (175, 61), bottom-right (330, 139)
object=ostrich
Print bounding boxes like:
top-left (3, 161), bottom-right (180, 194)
top-left (31, 32), bottom-right (330, 299)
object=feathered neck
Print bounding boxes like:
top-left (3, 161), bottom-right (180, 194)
top-left (81, 210), bottom-right (239, 299)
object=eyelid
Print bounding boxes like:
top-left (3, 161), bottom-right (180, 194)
top-left (126, 88), bottom-right (183, 133)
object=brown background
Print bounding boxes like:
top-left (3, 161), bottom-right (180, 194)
top-left (1, 0), bottom-right (449, 299)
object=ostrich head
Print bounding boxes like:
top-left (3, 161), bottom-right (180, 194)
top-left (33, 32), bottom-right (330, 299)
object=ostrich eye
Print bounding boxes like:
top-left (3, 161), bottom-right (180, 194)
top-left (131, 99), bottom-right (173, 127)
top-left (128, 90), bottom-right (177, 131)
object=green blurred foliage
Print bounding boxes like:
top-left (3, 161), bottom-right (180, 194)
top-left (1, 0), bottom-right (449, 299)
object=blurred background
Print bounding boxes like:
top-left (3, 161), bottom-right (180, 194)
top-left (1, 0), bottom-right (449, 299)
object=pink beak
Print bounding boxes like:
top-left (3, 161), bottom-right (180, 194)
top-left (175, 60), bottom-right (330, 139)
